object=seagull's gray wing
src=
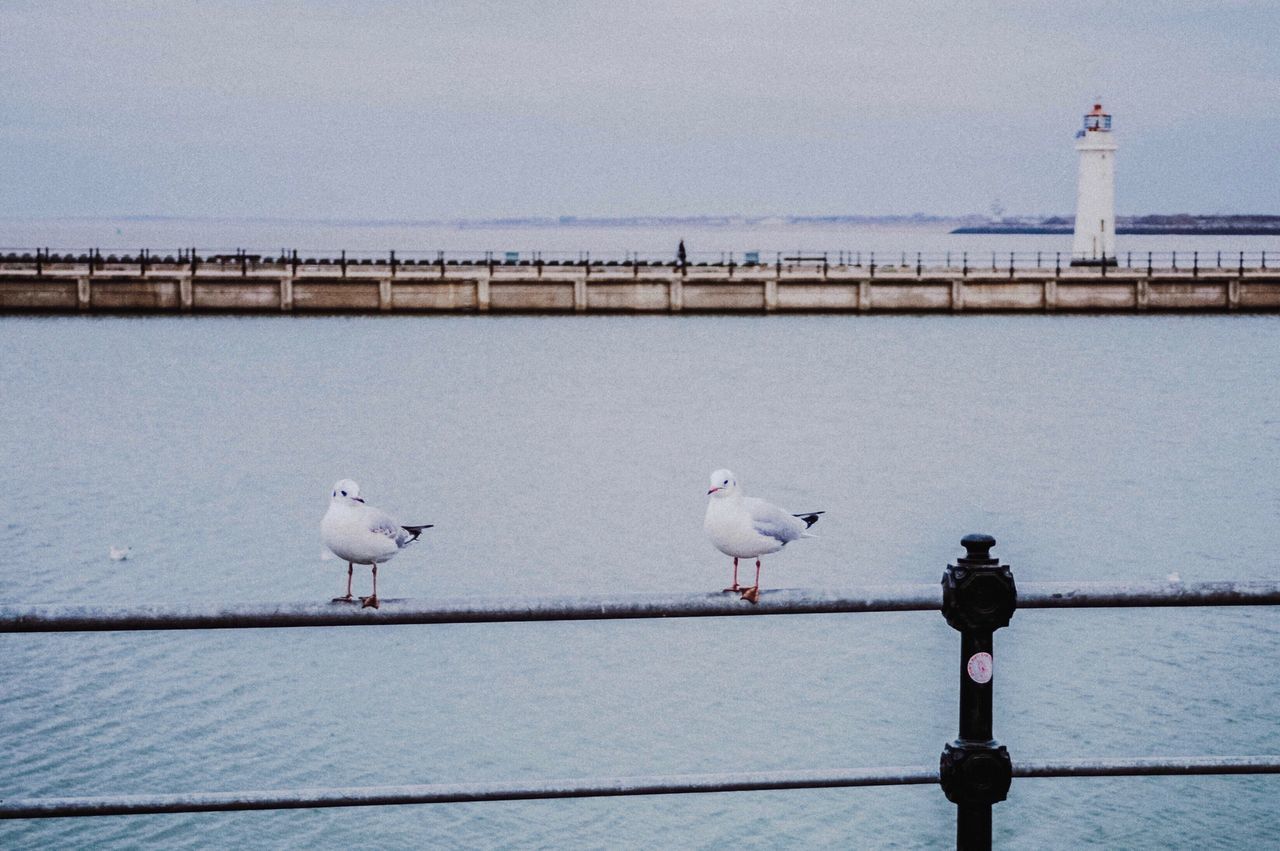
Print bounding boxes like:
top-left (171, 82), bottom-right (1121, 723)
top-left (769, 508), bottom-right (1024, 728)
top-left (744, 497), bottom-right (807, 544)
top-left (364, 507), bottom-right (415, 548)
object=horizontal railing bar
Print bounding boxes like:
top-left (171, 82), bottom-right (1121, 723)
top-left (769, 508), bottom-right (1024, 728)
top-left (1018, 580), bottom-right (1280, 609)
top-left (1, 580), bottom-right (1277, 633)
top-left (1014, 756), bottom-right (1280, 778)
top-left (2, 757), bottom-right (1277, 819)
top-left (0, 586), bottom-right (940, 632)
top-left (0, 766), bottom-right (940, 819)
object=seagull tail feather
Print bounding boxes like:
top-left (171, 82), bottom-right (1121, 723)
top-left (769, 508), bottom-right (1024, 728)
top-left (401, 524), bottom-right (434, 542)
top-left (792, 511), bottom-right (824, 529)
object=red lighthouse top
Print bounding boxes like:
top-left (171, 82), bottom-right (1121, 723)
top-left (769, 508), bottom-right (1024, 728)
top-left (1082, 103), bottom-right (1112, 133)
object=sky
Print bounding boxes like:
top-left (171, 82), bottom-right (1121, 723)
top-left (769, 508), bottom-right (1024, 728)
top-left (1, 1), bottom-right (1277, 220)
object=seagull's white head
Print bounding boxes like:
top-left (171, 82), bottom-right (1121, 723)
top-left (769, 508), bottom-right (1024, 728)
top-left (330, 479), bottom-right (364, 504)
top-left (707, 469), bottom-right (739, 498)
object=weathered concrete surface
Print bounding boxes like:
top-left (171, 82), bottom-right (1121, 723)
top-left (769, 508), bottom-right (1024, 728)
top-left (682, 282), bottom-right (766, 311)
top-left (869, 282), bottom-right (952, 310)
top-left (1056, 280), bottom-right (1137, 309)
top-left (88, 280), bottom-right (181, 311)
top-left (193, 282), bottom-right (282, 311)
top-left (391, 281), bottom-right (478, 311)
top-left (963, 281), bottom-right (1046, 310)
top-left (1242, 282), bottom-right (1280, 308)
top-left (586, 280), bottom-right (672, 311)
top-left (0, 280), bottom-right (76, 310)
top-left (777, 279), bottom-right (861, 310)
top-left (1148, 279), bottom-right (1229, 309)
top-left (1, 264), bottom-right (1278, 313)
top-left (489, 280), bottom-right (575, 311)
top-left (292, 281), bottom-right (380, 311)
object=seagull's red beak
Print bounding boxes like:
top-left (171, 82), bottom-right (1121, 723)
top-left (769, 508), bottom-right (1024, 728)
top-left (707, 486), bottom-right (721, 495)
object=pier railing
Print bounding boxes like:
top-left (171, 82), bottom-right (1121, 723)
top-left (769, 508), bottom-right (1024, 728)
top-left (3, 536), bottom-right (1279, 850)
top-left (0, 246), bottom-right (1274, 276)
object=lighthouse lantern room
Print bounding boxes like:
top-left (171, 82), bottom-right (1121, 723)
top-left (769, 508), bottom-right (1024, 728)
top-left (1070, 102), bottom-right (1117, 266)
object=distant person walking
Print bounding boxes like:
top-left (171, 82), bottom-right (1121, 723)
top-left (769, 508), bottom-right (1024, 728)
top-left (677, 240), bottom-right (687, 269)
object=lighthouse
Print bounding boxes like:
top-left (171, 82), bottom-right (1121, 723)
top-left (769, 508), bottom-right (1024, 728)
top-left (1070, 102), bottom-right (1117, 266)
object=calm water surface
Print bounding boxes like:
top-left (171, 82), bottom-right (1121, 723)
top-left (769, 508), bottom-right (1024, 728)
top-left (1, 314), bottom-right (1277, 849)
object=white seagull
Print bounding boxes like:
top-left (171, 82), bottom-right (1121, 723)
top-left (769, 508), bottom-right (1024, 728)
top-left (320, 479), bottom-right (433, 608)
top-left (703, 469), bottom-right (823, 603)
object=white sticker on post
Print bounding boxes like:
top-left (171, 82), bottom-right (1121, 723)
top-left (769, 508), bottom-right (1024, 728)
top-left (967, 652), bottom-right (993, 684)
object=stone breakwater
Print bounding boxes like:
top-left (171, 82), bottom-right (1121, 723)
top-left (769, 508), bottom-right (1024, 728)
top-left (2, 260), bottom-right (1278, 313)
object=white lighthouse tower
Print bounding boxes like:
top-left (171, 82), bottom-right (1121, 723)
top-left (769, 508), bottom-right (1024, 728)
top-left (1070, 102), bottom-right (1117, 266)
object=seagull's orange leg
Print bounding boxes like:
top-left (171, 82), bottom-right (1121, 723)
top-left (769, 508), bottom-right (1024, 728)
top-left (360, 560), bottom-right (378, 606)
top-left (723, 557), bottom-right (742, 592)
top-left (740, 559), bottom-right (762, 603)
top-left (332, 563), bottom-right (355, 603)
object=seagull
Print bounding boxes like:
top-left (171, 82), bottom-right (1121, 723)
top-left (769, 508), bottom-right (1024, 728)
top-left (320, 479), bottom-right (433, 608)
top-left (703, 469), bottom-right (823, 603)
top-left (108, 546), bottom-right (132, 562)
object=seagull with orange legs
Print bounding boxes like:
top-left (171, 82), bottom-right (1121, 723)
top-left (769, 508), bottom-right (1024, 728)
top-left (321, 479), bottom-right (432, 608)
top-left (703, 469), bottom-right (823, 603)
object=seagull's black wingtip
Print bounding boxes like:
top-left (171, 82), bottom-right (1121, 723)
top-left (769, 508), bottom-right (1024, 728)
top-left (401, 524), bottom-right (434, 541)
top-left (793, 511), bottom-right (824, 529)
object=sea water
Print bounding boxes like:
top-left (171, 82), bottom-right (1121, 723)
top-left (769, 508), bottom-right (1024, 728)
top-left (0, 313), bottom-right (1277, 849)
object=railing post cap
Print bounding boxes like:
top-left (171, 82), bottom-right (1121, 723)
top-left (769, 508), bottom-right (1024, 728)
top-left (958, 533), bottom-right (997, 565)
top-left (942, 534), bottom-right (1016, 632)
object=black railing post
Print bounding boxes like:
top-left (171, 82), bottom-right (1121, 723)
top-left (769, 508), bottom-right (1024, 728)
top-left (940, 534), bottom-right (1016, 851)
top-left (917, 252), bottom-right (922, 277)
top-left (390, 250), bottom-right (396, 278)
top-left (962, 252), bottom-right (968, 277)
top-left (869, 251), bottom-right (876, 278)
top-left (1148, 251), bottom-right (1153, 276)
top-left (1008, 252), bottom-right (1014, 279)
top-left (1239, 251), bottom-right (1244, 276)
top-left (1193, 251), bottom-right (1198, 278)
top-left (341, 250), bottom-right (347, 277)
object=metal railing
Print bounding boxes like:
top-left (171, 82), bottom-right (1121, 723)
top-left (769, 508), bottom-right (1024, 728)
top-left (5, 758), bottom-right (1278, 820)
top-left (2, 578), bottom-right (1278, 632)
top-left (3, 536), bottom-right (1279, 850)
top-left (0, 247), bottom-right (1274, 277)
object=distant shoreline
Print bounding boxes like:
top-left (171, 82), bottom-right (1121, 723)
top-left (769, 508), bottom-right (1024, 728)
top-left (953, 226), bottom-right (1280, 235)
top-left (953, 214), bottom-right (1280, 237)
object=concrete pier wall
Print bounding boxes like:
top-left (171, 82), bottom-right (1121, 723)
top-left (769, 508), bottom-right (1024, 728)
top-left (1, 261), bottom-right (1278, 313)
